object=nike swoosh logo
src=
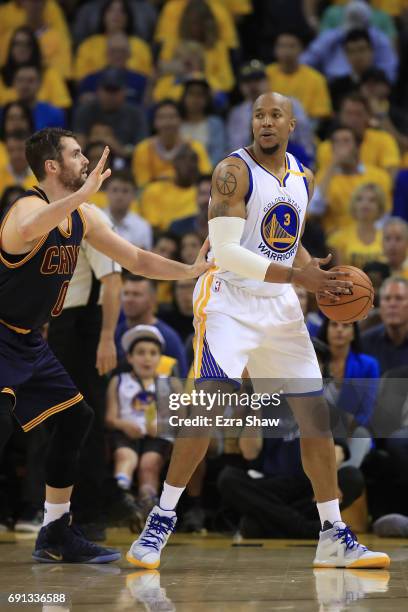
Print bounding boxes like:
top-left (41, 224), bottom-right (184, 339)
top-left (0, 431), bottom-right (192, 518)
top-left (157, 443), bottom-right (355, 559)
top-left (45, 550), bottom-right (63, 561)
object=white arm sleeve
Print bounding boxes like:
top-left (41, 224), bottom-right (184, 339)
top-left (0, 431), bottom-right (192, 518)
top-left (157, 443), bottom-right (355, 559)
top-left (208, 216), bottom-right (270, 282)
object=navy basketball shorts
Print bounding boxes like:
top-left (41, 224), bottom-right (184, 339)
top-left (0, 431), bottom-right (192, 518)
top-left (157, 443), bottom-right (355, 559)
top-left (0, 322), bottom-right (83, 432)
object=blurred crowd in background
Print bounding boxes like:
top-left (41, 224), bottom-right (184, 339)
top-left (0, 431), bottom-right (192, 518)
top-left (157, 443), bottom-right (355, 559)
top-left (0, 0), bottom-right (408, 543)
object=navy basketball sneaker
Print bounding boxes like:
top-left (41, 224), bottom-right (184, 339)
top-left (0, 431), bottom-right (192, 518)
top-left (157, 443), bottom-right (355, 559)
top-left (32, 513), bottom-right (121, 563)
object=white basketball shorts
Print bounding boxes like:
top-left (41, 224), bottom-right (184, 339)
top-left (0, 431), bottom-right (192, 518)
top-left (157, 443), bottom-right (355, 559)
top-left (192, 270), bottom-right (323, 395)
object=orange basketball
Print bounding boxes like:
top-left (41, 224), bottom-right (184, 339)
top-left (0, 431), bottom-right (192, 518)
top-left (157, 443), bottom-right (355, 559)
top-left (316, 265), bottom-right (374, 323)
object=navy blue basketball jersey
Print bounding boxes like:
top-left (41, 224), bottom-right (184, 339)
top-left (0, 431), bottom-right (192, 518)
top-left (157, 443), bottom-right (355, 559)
top-left (0, 186), bottom-right (86, 331)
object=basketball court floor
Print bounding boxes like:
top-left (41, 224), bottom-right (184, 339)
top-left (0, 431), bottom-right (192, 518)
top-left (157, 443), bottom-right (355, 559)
top-left (0, 530), bottom-right (407, 610)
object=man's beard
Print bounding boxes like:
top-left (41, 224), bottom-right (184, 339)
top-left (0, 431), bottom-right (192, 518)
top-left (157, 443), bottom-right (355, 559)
top-left (58, 164), bottom-right (86, 192)
top-left (259, 143), bottom-right (280, 155)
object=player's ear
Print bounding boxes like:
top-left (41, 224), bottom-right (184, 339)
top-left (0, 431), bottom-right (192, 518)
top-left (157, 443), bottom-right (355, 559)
top-left (44, 159), bottom-right (58, 175)
top-left (289, 116), bottom-right (296, 134)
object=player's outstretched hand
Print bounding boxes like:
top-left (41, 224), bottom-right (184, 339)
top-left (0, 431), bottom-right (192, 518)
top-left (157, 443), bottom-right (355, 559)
top-left (294, 253), bottom-right (353, 299)
top-left (80, 146), bottom-right (111, 199)
top-left (187, 237), bottom-right (212, 278)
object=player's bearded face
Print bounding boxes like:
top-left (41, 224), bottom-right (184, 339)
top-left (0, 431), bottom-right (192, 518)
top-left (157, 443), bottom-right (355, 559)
top-left (58, 159), bottom-right (88, 191)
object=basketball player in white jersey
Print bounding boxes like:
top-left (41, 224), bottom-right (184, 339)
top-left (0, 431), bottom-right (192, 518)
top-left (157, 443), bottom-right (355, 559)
top-left (127, 93), bottom-right (390, 569)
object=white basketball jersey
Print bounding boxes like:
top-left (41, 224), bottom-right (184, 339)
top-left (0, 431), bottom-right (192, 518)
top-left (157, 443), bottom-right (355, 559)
top-left (117, 373), bottom-right (157, 433)
top-left (211, 148), bottom-right (309, 297)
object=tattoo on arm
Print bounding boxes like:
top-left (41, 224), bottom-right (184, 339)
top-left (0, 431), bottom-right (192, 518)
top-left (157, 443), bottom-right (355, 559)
top-left (216, 169), bottom-right (238, 196)
top-left (210, 201), bottom-right (230, 218)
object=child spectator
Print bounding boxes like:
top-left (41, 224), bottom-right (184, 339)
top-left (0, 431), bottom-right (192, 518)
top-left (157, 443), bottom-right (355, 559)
top-left (106, 325), bottom-right (176, 516)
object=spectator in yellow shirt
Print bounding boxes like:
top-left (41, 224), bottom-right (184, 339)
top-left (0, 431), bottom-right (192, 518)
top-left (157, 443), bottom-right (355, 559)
top-left (328, 183), bottom-right (386, 269)
top-left (140, 144), bottom-right (199, 231)
top-left (311, 125), bottom-right (391, 234)
top-left (317, 93), bottom-right (401, 178)
top-left (0, 0), bottom-right (70, 65)
top-left (132, 99), bottom-right (212, 188)
top-left (168, 172), bottom-right (212, 239)
top-left (153, 41), bottom-right (204, 103)
top-left (0, 27), bottom-right (71, 108)
top-left (0, 129), bottom-right (36, 191)
top-left (78, 33), bottom-right (147, 107)
top-left (74, 0), bottom-right (153, 81)
top-left (155, 0), bottom-right (238, 54)
top-left (0, 100), bottom-right (35, 169)
top-left (11, 0), bottom-right (73, 79)
top-left (266, 31), bottom-right (332, 122)
top-left (157, 1), bottom-right (235, 93)
top-left (359, 68), bottom-right (408, 168)
top-left (382, 217), bottom-right (408, 279)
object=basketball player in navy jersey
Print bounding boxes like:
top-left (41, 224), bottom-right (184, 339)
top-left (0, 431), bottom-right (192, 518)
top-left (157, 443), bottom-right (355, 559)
top-left (0, 128), bottom-right (209, 563)
top-left (128, 93), bottom-right (390, 570)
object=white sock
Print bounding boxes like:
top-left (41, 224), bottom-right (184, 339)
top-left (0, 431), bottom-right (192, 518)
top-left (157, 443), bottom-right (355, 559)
top-left (116, 472), bottom-right (131, 490)
top-left (159, 482), bottom-right (185, 511)
top-left (316, 499), bottom-right (342, 528)
top-left (43, 501), bottom-right (71, 527)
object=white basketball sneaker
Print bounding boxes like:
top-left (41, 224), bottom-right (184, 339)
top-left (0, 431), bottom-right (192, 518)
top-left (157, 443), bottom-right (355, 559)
top-left (313, 521), bottom-right (390, 569)
top-left (126, 506), bottom-right (177, 569)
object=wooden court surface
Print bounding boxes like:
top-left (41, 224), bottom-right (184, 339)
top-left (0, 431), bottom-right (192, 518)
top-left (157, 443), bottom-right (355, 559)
top-left (0, 530), bottom-right (407, 610)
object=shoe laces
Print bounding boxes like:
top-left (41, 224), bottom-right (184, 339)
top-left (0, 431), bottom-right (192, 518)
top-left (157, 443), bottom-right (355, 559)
top-left (69, 523), bottom-right (108, 554)
top-left (139, 513), bottom-right (176, 552)
top-left (334, 525), bottom-right (366, 551)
